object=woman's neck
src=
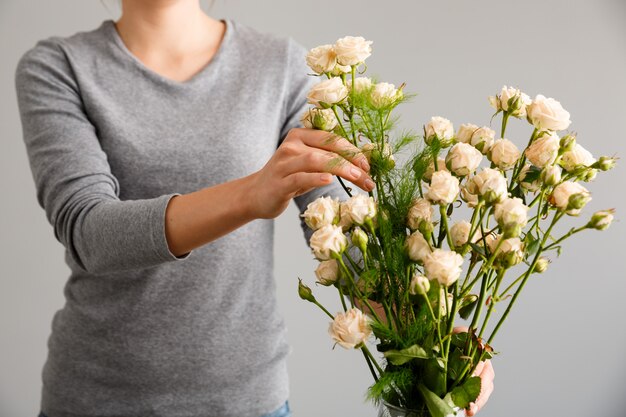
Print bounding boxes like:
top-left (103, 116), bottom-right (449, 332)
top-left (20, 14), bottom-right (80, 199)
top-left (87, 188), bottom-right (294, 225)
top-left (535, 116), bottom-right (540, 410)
top-left (116, 0), bottom-right (220, 58)
top-left (114, 0), bottom-right (225, 82)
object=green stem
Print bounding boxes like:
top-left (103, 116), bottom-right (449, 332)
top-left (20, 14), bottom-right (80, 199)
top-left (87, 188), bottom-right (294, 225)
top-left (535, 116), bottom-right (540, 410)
top-left (337, 285), bottom-right (348, 312)
top-left (439, 204), bottom-right (454, 250)
top-left (362, 344), bottom-right (384, 375)
top-left (500, 111), bottom-right (510, 139)
top-left (487, 211), bottom-right (564, 345)
top-left (361, 347), bottom-right (379, 382)
top-left (313, 300), bottom-right (335, 320)
top-left (337, 256), bottom-right (386, 325)
top-left (544, 225), bottom-right (587, 251)
top-left (478, 269), bottom-right (505, 338)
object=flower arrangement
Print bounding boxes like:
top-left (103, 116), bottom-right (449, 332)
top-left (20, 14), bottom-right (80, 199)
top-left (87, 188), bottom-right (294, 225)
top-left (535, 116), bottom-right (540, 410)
top-left (296, 35), bottom-right (617, 417)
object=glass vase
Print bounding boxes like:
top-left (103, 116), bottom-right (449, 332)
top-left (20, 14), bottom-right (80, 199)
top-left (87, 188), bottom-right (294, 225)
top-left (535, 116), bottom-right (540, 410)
top-left (378, 400), bottom-right (466, 417)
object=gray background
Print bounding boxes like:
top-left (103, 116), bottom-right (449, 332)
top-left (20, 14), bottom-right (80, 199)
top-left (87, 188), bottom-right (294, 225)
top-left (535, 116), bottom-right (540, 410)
top-left (1, 1), bottom-right (625, 416)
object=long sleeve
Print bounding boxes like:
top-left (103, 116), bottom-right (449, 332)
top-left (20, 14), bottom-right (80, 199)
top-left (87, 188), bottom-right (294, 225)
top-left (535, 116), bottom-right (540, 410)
top-left (14, 38), bottom-right (191, 275)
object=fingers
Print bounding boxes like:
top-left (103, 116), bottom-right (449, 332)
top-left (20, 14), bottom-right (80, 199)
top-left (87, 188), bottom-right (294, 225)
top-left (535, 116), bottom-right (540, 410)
top-left (467, 360), bottom-right (495, 416)
top-left (283, 171), bottom-right (334, 197)
top-left (291, 128), bottom-right (371, 172)
top-left (278, 143), bottom-right (375, 192)
top-left (452, 325), bottom-right (469, 334)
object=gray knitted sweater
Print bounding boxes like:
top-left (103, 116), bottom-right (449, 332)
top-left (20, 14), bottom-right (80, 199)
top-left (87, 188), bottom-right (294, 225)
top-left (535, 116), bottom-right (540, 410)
top-left (15, 18), bottom-right (353, 417)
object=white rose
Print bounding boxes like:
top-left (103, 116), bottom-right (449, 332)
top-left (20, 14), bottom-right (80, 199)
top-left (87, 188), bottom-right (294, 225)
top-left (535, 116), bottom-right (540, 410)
top-left (343, 194), bottom-right (377, 225)
top-left (524, 131), bottom-right (560, 168)
top-left (306, 44), bottom-right (337, 74)
top-left (527, 94), bottom-right (572, 131)
top-left (348, 77), bottom-right (373, 94)
top-left (307, 77), bottom-right (349, 108)
top-left (315, 259), bottom-right (340, 286)
top-left (309, 224), bottom-right (348, 260)
top-left (473, 168), bottom-right (508, 204)
top-left (489, 139), bottom-right (521, 170)
top-left (423, 157), bottom-right (449, 182)
top-left (361, 142), bottom-right (395, 167)
top-left (409, 274), bottom-right (431, 296)
top-left (300, 108), bottom-right (338, 131)
top-left (301, 196), bottom-right (339, 230)
top-left (445, 142), bottom-right (483, 177)
top-left (405, 231), bottom-right (432, 263)
top-left (470, 126), bottom-right (495, 154)
top-left (333, 36), bottom-right (373, 66)
top-left (487, 235), bottom-right (525, 267)
top-left (426, 171), bottom-right (460, 205)
top-left (450, 220), bottom-right (479, 248)
top-left (425, 116), bottom-right (454, 145)
top-left (424, 249), bottom-right (464, 287)
top-left (328, 308), bottom-right (372, 349)
top-left (541, 165), bottom-right (562, 186)
top-left (518, 164), bottom-right (541, 192)
top-left (494, 197), bottom-right (529, 228)
top-left (370, 82), bottom-right (403, 109)
top-left (560, 144), bottom-right (596, 172)
top-left (407, 198), bottom-right (434, 231)
top-left (549, 181), bottom-right (591, 215)
top-left (460, 179), bottom-right (479, 208)
top-left (489, 86), bottom-right (531, 118)
top-left (456, 123), bottom-right (479, 144)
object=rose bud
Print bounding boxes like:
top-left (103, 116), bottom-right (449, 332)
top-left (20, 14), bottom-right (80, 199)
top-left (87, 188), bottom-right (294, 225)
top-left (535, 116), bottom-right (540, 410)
top-left (409, 274), bottom-right (431, 296)
top-left (534, 257), bottom-right (550, 273)
top-left (298, 279), bottom-right (316, 303)
top-left (300, 108), bottom-right (338, 131)
top-left (351, 227), bottom-right (369, 253)
top-left (541, 165), bottom-right (562, 186)
top-left (559, 134), bottom-right (577, 153)
top-left (596, 156), bottom-right (617, 171)
top-left (587, 209), bottom-right (615, 231)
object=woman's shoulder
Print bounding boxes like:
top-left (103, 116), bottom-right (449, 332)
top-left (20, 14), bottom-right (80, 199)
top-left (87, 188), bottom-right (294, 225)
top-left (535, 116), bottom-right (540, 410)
top-left (15, 20), bottom-right (112, 84)
top-left (229, 18), bottom-right (309, 66)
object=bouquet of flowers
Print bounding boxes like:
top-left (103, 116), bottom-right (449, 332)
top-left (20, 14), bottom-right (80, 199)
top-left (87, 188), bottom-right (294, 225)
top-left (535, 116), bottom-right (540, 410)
top-left (296, 35), bottom-right (616, 417)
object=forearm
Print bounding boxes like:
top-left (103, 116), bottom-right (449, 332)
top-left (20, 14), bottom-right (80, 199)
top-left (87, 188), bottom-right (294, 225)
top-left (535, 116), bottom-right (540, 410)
top-left (164, 172), bottom-right (257, 257)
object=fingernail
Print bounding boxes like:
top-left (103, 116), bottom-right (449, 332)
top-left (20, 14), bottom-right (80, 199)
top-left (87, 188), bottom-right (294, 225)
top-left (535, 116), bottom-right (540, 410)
top-left (360, 159), bottom-right (370, 172)
top-left (350, 167), bottom-right (362, 179)
top-left (365, 179), bottom-right (375, 190)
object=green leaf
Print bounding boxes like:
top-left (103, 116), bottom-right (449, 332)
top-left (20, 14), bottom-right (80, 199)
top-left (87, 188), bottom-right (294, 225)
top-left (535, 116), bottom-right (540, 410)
top-left (469, 243), bottom-right (487, 260)
top-left (383, 344), bottom-right (430, 365)
top-left (458, 297), bottom-right (478, 320)
top-left (418, 383), bottom-right (455, 417)
top-left (451, 376), bottom-right (481, 409)
top-left (526, 233), bottom-right (541, 257)
top-left (447, 348), bottom-right (471, 381)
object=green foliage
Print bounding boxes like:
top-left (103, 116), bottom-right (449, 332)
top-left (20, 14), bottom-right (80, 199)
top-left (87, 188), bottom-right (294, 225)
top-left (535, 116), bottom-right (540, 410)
top-left (418, 384), bottom-right (455, 417)
top-left (450, 377), bottom-right (481, 409)
top-left (384, 344), bottom-right (430, 365)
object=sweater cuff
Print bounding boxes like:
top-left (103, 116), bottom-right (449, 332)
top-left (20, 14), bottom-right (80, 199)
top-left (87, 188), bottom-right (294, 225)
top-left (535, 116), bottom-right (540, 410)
top-left (152, 193), bottom-right (193, 262)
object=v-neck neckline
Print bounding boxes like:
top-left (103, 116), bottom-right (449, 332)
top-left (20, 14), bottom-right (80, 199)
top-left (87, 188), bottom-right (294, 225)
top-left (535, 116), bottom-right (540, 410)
top-left (104, 18), bottom-right (232, 88)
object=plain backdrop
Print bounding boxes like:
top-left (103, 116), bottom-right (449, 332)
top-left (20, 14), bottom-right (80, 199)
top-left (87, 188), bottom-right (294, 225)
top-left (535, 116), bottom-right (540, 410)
top-left (1, 1), bottom-right (625, 416)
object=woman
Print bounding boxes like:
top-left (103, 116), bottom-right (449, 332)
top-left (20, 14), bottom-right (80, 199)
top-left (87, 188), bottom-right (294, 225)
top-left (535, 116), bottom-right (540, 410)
top-left (15, 1), bottom-right (491, 416)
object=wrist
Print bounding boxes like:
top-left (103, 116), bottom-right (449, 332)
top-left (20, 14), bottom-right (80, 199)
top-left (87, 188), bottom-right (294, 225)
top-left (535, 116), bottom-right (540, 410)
top-left (238, 171), bottom-right (261, 220)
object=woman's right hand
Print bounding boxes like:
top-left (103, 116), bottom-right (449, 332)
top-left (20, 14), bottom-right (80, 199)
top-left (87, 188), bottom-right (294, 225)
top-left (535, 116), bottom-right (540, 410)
top-left (246, 128), bottom-right (375, 219)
